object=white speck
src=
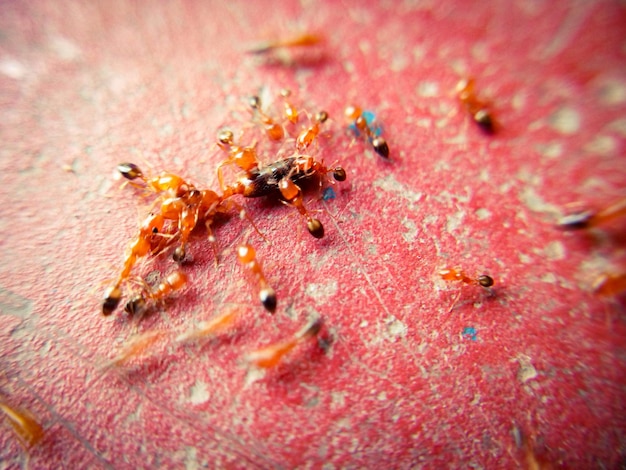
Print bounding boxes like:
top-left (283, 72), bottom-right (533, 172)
top-left (597, 78), bottom-right (626, 105)
top-left (402, 217), bottom-right (418, 242)
top-left (49, 36), bottom-right (82, 61)
top-left (390, 54), bottom-right (408, 72)
top-left (377, 391), bottom-right (387, 401)
top-left (515, 355), bottom-right (538, 383)
top-left (608, 118), bottom-right (626, 136)
top-left (535, 141), bottom-right (563, 159)
top-left (543, 241), bottom-right (565, 261)
top-left (519, 187), bottom-right (561, 215)
top-left (475, 208), bottom-right (491, 220)
top-left (373, 174), bottom-right (423, 204)
top-left (518, 253), bottom-right (533, 264)
top-left (189, 380), bottom-right (210, 405)
top-left (446, 210), bottom-right (465, 232)
top-left (584, 135), bottom-right (617, 156)
top-left (0, 58), bottom-right (26, 79)
top-left (185, 446), bottom-right (199, 470)
top-left (385, 316), bottom-right (407, 341)
top-left (511, 91), bottom-right (527, 110)
top-left (549, 106), bottom-right (581, 135)
top-left (540, 272), bottom-right (557, 284)
top-left (417, 81), bottom-right (439, 98)
top-left (305, 280), bottom-right (338, 301)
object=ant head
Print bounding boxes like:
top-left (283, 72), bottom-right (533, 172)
top-left (217, 129), bottom-right (234, 147)
top-left (315, 111), bottom-right (329, 123)
top-left (249, 95), bottom-right (261, 110)
top-left (117, 162), bottom-right (144, 180)
top-left (125, 295), bottom-right (146, 317)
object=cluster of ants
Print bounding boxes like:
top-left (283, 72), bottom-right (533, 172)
top-left (99, 89), bottom-right (392, 370)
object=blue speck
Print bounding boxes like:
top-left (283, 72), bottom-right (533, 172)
top-left (348, 110), bottom-right (383, 138)
top-left (322, 187), bottom-right (336, 201)
top-left (462, 327), bottom-right (478, 341)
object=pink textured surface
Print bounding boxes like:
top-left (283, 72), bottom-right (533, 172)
top-left (1, 1), bottom-right (625, 468)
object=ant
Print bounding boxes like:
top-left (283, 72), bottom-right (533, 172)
top-left (296, 110), bottom-right (329, 152)
top-left (176, 307), bottom-right (240, 343)
top-left (456, 78), bottom-right (496, 134)
top-left (103, 164), bottom-right (224, 316)
top-left (249, 94), bottom-right (286, 141)
top-left (216, 129), bottom-right (259, 190)
top-left (439, 267), bottom-right (494, 311)
top-left (221, 155), bottom-right (346, 239)
top-left (237, 244), bottom-right (276, 313)
top-left (345, 105), bottom-right (390, 158)
top-left (557, 197), bottom-right (626, 230)
top-left (246, 33), bottom-right (323, 55)
top-left (0, 398), bottom-right (44, 449)
top-left (245, 318), bottom-right (322, 368)
top-left (124, 270), bottom-right (188, 317)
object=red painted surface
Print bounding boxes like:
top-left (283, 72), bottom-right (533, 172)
top-left (1, 1), bottom-right (625, 468)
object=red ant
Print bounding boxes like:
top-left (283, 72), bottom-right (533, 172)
top-left (248, 94), bottom-right (286, 141)
top-left (456, 78), bottom-right (496, 134)
top-left (296, 110), bottom-right (329, 152)
top-left (245, 318), bottom-right (322, 368)
top-left (557, 197), bottom-right (626, 230)
top-left (246, 33), bottom-right (323, 55)
top-left (103, 164), bottom-right (224, 316)
top-left (345, 105), bottom-right (389, 158)
top-left (216, 129), bottom-right (259, 190)
top-left (439, 267), bottom-right (494, 311)
top-left (0, 398), bottom-right (44, 449)
top-left (237, 244), bottom-right (276, 313)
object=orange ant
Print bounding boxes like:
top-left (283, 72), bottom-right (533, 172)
top-left (124, 270), bottom-right (188, 317)
top-left (237, 244), bottom-right (276, 313)
top-left (439, 267), bottom-right (494, 288)
top-left (245, 318), bottom-right (322, 368)
top-left (557, 197), bottom-right (626, 230)
top-left (246, 33), bottom-right (323, 55)
top-left (456, 78), bottom-right (496, 134)
top-left (249, 94), bottom-right (286, 141)
top-left (176, 307), bottom-right (240, 343)
top-left (439, 267), bottom-right (494, 311)
top-left (296, 110), bottom-right (329, 152)
top-left (103, 164), bottom-right (223, 315)
top-left (0, 398), bottom-right (44, 449)
top-left (106, 330), bottom-right (170, 367)
top-left (345, 105), bottom-right (390, 158)
top-left (221, 155), bottom-right (346, 239)
top-left (216, 129), bottom-right (259, 190)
